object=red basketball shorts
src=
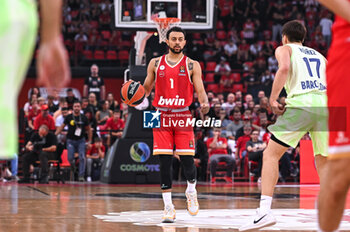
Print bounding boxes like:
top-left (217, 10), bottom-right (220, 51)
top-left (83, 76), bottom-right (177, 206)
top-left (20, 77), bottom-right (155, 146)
top-left (327, 41), bottom-right (350, 159)
top-left (153, 109), bottom-right (195, 156)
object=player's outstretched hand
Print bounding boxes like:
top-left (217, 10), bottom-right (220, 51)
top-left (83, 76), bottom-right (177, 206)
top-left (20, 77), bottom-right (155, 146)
top-left (200, 103), bottom-right (210, 115)
top-left (270, 100), bottom-right (285, 115)
top-left (36, 36), bottom-right (71, 91)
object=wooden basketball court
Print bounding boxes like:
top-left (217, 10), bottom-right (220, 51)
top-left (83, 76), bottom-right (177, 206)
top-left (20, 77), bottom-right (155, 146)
top-left (2, 182), bottom-right (350, 231)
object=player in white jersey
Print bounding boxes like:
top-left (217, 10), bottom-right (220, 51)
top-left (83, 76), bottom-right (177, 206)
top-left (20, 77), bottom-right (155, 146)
top-left (240, 20), bottom-right (328, 231)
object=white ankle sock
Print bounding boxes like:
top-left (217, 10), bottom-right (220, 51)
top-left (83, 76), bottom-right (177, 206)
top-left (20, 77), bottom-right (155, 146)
top-left (162, 192), bottom-right (172, 206)
top-left (186, 180), bottom-right (197, 193)
top-left (259, 195), bottom-right (272, 214)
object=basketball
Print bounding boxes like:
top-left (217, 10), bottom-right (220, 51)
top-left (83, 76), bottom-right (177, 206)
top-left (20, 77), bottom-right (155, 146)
top-left (120, 80), bottom-right (145, 107)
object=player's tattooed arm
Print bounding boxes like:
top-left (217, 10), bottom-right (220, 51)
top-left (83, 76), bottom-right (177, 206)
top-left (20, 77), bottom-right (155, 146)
top-left (188, 62), bottom-right (194, 71)
top-left (154, 59), bottom-right (159, 68)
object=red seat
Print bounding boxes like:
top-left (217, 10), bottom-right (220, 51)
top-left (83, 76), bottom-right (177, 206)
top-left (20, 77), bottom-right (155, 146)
top-left (120, 40), bottom-right (132, 48)
top-left (90, 20), bottom-right (99, 29)
top-left (204, 73), bottom-right (215, 82)
top-left (192, 33), bottom-right (201, 40)
top-left (101, 30), bottom-right (111, 40)
top-left (199, 61), bottom-right (204, 71)
top-left (118, 50), bottom-right (129, 61)
top-left (106, 50), bottom-right (117, 60)
top-left (205, 61), bottom-right (217, 72)
top-left (60, 149), bottom-right (70, 168)
top-left (216, 30), bottom-right (227, 40)
top-left (206, 83), bottom-right (220, 93)
top-left (230, 73), bottom-right (241, 83)
top-left (83, 50), bottom-right (93, 59)
top-left (232, 84), bottom-right (244, 92)
top-left (216, 20), bottom-right (224, 30)
top-left (93, 50), bottom-right (105, 59)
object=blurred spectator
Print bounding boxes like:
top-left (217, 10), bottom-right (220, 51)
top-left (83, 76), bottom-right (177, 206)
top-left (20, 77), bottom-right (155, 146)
top-left (27, 102), bottom-right (40, 132)
top-left (99, 9), bottom-right (111, 30)
top-left (268, 55), bottom-right (278, 73)
top-left (271, 2), bottom-right (285, 42)
top-left (234, 0), bottom-right (249, 24)
top-left (246, 129), bottom-right (266, 178)
top-left (319, 13), bottom-right (333, 48)
top-left (55, 101), bottom-right (92, 182)
top-left (19, 125), bottom-right (57, 184)
top-left (87, 92), bottom-right (99, 116)
top-left (219, 108), bottom-right (231, 132)
top-left (235, 115), bottom-right (252, 140)
top-left (226, 109), bottom-right (243, 137)
top-left (261, 70), bottom-right (275, 96)
top-left (23, 93), bottom-right (38, 116)
top-left (262, 40), bottom-right (274, 58)
top-left (214, 57), bottom-right (231, 83)
top-left (208, 103), bottom-right (222, 120)
top-left (86, 137), bottom-right (105, 182)
top-left (28, 87), bottom-right (41, 99)
top-left (237, 39), bottom-right (249, 62)
top-left (96, 100), bottom-right (112, 125)
top-left (249, 41), bottom-right (262, 59)
top-left (105, 109), bottom-right (125, 147)
top-left (53, 98), bottom-right (69, 121)
top-left (242, 18), bottom-right (255, 44)
top-left (224, 39), bottom-right (238, 67)
top-left (218, 0), bottom-right (234, 30)
top-left (81, 97), bottom-right (89, 112)
top-left (206, 127), bottom-right (235, 183)
top-left (222, 93), bottom-right (236, 116)
top-left (55, 107), bottom-right (69, 144)
top-left (47, 95), bottom-right (59, 115)
top-left (33, 104), bottom-right (56, 131)
top-left (235, 124), bottom-right (252, 161)
top-left (83, 64), bottom-right (105, 101)
top-left (65, 88), bottom-right (78, 110)
top-left (244, 68), bottom-right (261, 99)
top-left (106, 92), bottom-right (119, 111)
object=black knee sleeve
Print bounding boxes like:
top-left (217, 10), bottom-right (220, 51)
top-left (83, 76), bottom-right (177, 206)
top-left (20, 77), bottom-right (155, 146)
top-left (180, 156), bottom-right (197, 182)
top-left (159, 155), bottom-right (173, 190)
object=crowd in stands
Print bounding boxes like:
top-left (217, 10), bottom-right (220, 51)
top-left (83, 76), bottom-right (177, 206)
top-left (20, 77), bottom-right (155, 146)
top-left (0, 0), bottom-right (332, 183)
top-left (13, 64), bottom-right (126, 183)
top-left (59, 0), bottom-right (332, 69)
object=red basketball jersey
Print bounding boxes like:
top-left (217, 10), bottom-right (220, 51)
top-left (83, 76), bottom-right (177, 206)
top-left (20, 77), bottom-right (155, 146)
top-left (153, 55), bottom-right (193, 109)
top-left (331, 7), bottom-right (350, 48)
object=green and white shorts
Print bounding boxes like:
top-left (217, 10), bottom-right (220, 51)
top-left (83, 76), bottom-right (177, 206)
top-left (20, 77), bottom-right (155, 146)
top-left (0, 0), bottom-right (38, 159)
top-left (268, 92), bottom-right (328, 157)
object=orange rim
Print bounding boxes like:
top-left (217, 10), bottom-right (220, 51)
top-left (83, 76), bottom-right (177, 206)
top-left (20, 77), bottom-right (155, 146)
top-left (153, 17), bottom-right (180, 28)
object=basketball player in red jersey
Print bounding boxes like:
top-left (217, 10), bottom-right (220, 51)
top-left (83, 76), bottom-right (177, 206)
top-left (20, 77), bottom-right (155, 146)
top-left (143, 26), bottom-right (209, 223)
top-left (317, 0), bottom-right (350, 231)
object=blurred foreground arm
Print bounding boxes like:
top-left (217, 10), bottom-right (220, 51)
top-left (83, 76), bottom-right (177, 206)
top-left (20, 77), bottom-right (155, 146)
top-left (36, 0), bottom-right (71, 90)
top-left (318, 0), bottom-right (350, 23)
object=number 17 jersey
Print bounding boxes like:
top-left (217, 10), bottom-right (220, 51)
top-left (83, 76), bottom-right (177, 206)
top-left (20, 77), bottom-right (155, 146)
top-left (284, 44), bottom-right (327, 99)
top-left (153, 55), bottom-right (193, 109)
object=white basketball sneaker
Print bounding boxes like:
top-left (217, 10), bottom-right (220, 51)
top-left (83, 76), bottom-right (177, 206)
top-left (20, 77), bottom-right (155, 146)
top-left (162, 204), bottom-right (176, 223)
top-left (239, 208), bottom-right (276, 231)
top-left (186, 191), bottom-right (199, 216)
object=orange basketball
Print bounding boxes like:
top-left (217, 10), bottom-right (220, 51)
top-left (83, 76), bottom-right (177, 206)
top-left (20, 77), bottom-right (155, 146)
top-left (120, 80), bottom-right (145, 107)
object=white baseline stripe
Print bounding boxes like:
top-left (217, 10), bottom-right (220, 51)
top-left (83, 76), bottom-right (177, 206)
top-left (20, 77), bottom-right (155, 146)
top-left (153, 149), bottom-right (173, 153)
top-left (176, 149), bottom-right (195, 152)
top-left (329, 144), bottom-right (350, 154)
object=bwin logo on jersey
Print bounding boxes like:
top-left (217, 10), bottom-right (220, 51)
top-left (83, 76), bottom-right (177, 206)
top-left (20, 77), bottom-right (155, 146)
top-left (143, 110), bottom-right (161, 128)
top-left (158, 95), bottom-right (185, 106)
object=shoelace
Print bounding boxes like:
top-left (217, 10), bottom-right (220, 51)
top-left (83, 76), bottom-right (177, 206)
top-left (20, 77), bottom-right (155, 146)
top-left (187, 193), bottom-right (198, 206)
top-left (164, 206), bottom-right (174, 216)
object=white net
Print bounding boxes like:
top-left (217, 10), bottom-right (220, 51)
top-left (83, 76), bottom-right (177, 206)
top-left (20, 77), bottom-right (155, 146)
top-left (153, 18), bottom-right (181, 44)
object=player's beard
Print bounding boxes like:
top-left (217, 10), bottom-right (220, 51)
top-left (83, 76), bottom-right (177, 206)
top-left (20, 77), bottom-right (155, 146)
top-left (169, 46), bottom-right (183, 54)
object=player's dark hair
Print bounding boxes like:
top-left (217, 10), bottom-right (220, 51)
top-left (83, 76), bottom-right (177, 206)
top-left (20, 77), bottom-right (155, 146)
top-left (94, 137), bottom-right (102, 143)
top-left (166, 26), bottom-right (186, 40)
top-left (282, 20), bottom-right (306, 43)
top-left (73, 100), bottom-right (81, 105)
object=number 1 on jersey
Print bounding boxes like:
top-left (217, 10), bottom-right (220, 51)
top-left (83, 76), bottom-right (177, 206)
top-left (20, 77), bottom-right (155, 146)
top-left (303, 57), bottom-right (321, 78)
top-left (170, 78), bottom-right (174, 89)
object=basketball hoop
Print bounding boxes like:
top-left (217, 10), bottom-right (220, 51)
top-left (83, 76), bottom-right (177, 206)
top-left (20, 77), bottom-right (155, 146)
top-left (153, 17), bottom-right (181, 44)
